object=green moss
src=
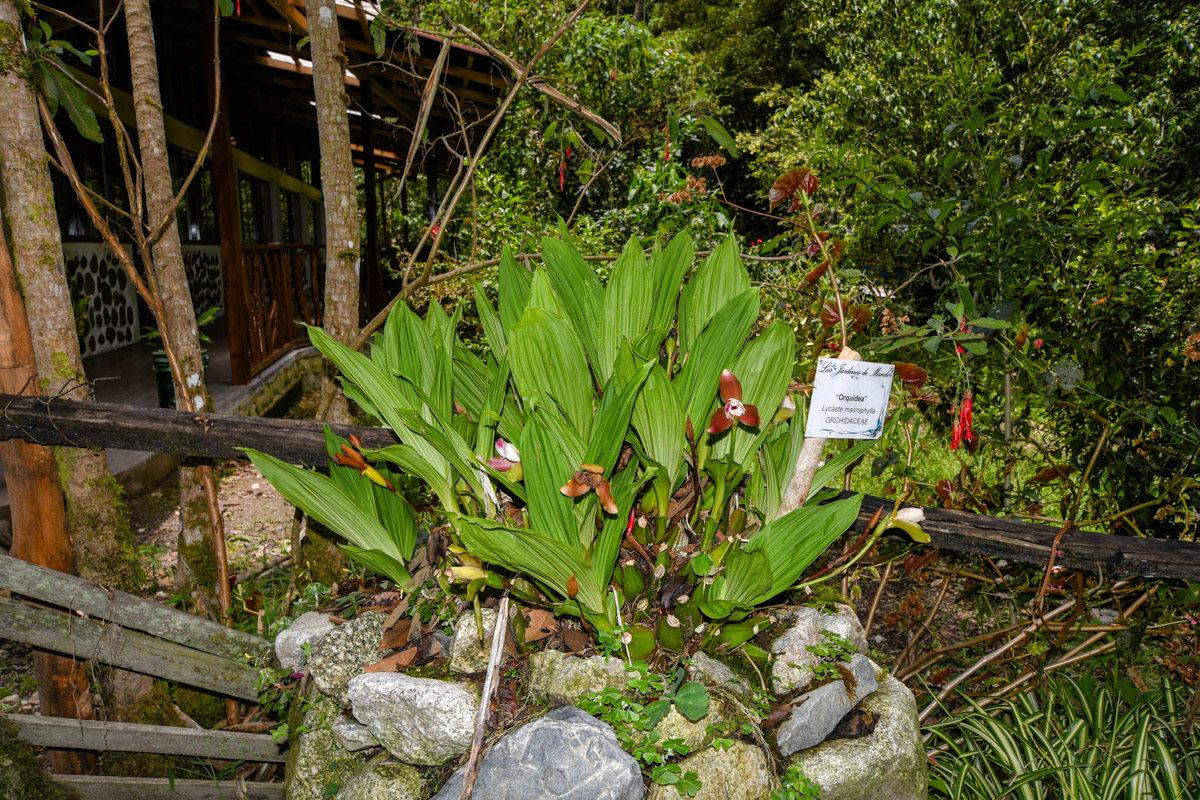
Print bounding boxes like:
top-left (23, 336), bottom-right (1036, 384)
top-left (48, 351), bottom-right (75, 383)
top-left (0, 21), bottom-right (33, 81)
top-left (297, 522), bottom-right (348, 590)
top-left (57, 453), bottom-right (143, 593)
top-left (180, 534), bottom-right (218, 589)
top-left (174, 687), bottom-right (226, 729)
top-left (100, 680), bottom-right (190, 777)
top-left (336, 249), bottom-right (359, 261)
top-left (0, 716), bottom-right (74, 800)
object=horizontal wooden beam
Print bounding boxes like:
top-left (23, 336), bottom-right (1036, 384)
top-left (0, 554), bottom-right (270, 662)
top-left (0, 598), bottom-right (262, 700)
top-left (50, 775), bottom-right (284, 800)
top-left (0, 394), bottom-right (395, 467)
top-left (6, 713), bottom-right (287, 762)
top-left (847, 492), bottom-right (1200, 582)
top-left (4, 394), bottom-right (1200, 581)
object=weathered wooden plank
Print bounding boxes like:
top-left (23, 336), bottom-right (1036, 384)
top-left (0, 554), bottom-right (270, 663)
top-left (0, 598), bottom-right (261, 700)
top-left (5, 394), bottom-right (1200, 580)
top-left (5, 713), bottom-right (287, 762)
top-left (50, 776), bottom-right (284, 800)
top-left (0, 393), bottom-right (393, 466)
top-left (848, 493), bottom-right (1200, 581)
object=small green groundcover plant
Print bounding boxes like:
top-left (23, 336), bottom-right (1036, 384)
top-left (245, 230), bottom-right (877, 656)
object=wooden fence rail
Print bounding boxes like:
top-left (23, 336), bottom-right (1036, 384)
top-left (3, 393), bottom-right (1200, 581)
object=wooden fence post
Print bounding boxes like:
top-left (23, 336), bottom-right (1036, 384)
top-left (0, 222), bottom-right (96, 773)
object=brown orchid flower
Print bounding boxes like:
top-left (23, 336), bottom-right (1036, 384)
top-left (560, 462), bottom-right (618, 514)
top-left (707, 370), bottom-right (762, 434)
top-left (332, 442), bottom-right (396, 492)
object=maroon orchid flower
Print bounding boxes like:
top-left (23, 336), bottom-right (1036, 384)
top-left (561, 463), bottom-right (619, 514)
top-left (707, 370), bottom-right (762, 435)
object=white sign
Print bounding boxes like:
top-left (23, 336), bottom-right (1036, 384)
top-left (805, 358), bottom-right (895, 440)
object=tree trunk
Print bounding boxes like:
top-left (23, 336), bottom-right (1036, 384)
top-left (0, 204), bottom-right (96, 776)
top-left (122, 0), bottom-right (227, 612)
top-left (0, 0), bottom-right (140, 593)
top-left (307, 0), bottom-right (359, 425)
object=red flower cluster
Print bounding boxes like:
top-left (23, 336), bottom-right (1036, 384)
top-left (950, 392), bottom-right (974, 451)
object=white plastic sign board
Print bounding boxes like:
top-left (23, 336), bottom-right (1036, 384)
top-left (805, 358), bottom-right (895, 440)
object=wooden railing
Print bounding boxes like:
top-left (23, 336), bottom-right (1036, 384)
top-left (241, 244), bottom-right (324, 377)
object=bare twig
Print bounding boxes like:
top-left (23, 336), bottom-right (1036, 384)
top-left (458, 596), bottom-right (509, 800)
top-left (863, 560), bottom-right (892, 638)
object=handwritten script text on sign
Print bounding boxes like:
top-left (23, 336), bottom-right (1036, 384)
top-left (805, 358), bottom-right (894, 440)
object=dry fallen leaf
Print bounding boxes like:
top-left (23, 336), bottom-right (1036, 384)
top-left (365, 646), bottom-right (417, 673)
top-left (523, 609), bottom-right (558, 643)
top-left (561, 628), bottom-right (590, 654)
top-left (378, 619), bottom-right (412, 652)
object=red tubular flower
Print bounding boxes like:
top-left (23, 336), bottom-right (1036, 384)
top-left (561, 463), bottom-right (618, 514)
top-left (707, 370), bottom-right (762, 434)
top-left (962, 393), bottom-right (975, 442)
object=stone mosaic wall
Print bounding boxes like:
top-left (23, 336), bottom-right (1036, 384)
top-left (64, 243), bottom-right (225, 358)
top-left (64, 243), bottom-right (139, 357)
top-left (182, 245), bottom-right (224, 316)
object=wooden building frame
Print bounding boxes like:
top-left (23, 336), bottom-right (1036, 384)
top-left (45, 0), bottom-right (509, 383)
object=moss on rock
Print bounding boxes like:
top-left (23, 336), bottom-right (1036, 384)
top-left (175, 686), bottom-right (226, 729)
top-left (0, 716), bottom-right (74, 800)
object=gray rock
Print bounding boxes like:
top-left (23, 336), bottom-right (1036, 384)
top-left (283, 693), bottom-right (366, 800)
top-left (686, 652), bottom-right (751, 697)
top-left (307, 611), bottom-right (385, 706)
top-left (347, 672), bottom-right (477, 766)
top-left (275, 611), bottom-right (337, 671)
top-left (336, 755), bottom-right (425, 800)
top-left (646, 740), bottom-right (771, 800)
top-left (776, 655), bottom-right (878, 756)
top-left (771, 605), bottom-right (868, 694)
top-left (431, 706), bottom-right (643, 800)
top-left (449, 607), bottom-right (500, 674)
top-left (332, 715), bottom-right (379, 752)
top-left (525, 650), bottom-right (631, 705)
top-left (787, 674), bottom-right (927, 800)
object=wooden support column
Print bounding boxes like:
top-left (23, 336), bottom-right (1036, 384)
top-left (0, 223), bottom-right (96, 775)
top-left (360, 77), bottom-right (380, 325)
top-left (204, 6), bottom-right (250, 384)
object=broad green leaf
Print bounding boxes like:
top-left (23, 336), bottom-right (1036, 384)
top-left (242, 449), bottom-right (410, 584)
top-left (454, 515), bottom-right (605, 614)
top-left (677, 233), bottom-right (749, 358)
top-left (520, 413), bottom-right (581, 549)
top-left (672, 681), bottom-right (711, 721)
top-left (473, 284), bottom-right (507, 360)
top-left (622, 355), bottom-right (687, 487)
top-left (542, 237), bottom-right (603, 372)
top-left (585, 360), bottom-right (654, 474)
top-left (716, 546), bottom-right (773, 608)
top-left (498, 246), bottom-right (533, 331)
top-left (710, 321), bottom-right (795, 465)
top-left (739, 494), bottom-right (863, 604)
top-left (41, 62), bottom-right (103, 143)
top-left (509, 306), bottom-right (593, 438)
top-left (675, 288), bottom-right (759, 443)
top-left (648, 233), bottom-right (694, 343)
top-left (340, 546), bottom-right (412, 589)
top-left (597, 237), bottom-right (653, 383)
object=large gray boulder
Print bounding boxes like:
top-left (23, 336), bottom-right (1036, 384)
top-left (275, 611), bottom-right (336, 671)
top-left (646, 740), bottom-right (771, 800)
top-left (786, 674), bottom-right (927, 800)
top-left (771, 605), bottom-right (868, 694)
top-left (307, 611), bottom-right (385, 706)
top-left (448, 607), bottom-right (500, 674)
top-left (525, 650), bottom-right (631, 705)
top-left (347, 672), bottom-right (477, 766)
top-left (776, 654), bottom-right (877, 756)
top-left (431, 706), bottom-right (643, 800)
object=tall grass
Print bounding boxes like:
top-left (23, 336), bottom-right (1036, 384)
top-left (926, 675), bottom-right (1198, 800)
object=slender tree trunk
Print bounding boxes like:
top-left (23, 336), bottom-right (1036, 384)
top-left (307, 0), bottom-right (358, 425)
top-left (0, 0), bottom-right (140, 593)
top-left (123, 0), bottom-right (229, 616)
top-left (0, 210), bottom-right (97, 776)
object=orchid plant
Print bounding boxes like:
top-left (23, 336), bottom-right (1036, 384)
top-left (246, 232), bottom-right (878, 652)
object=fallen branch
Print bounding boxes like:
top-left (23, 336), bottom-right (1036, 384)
top-left (458, 596), bottom-right (509, 800)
